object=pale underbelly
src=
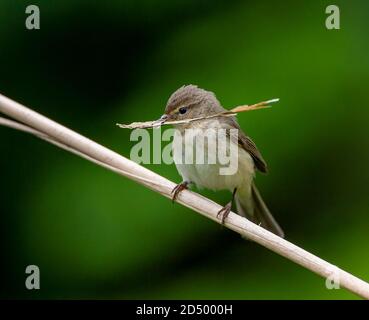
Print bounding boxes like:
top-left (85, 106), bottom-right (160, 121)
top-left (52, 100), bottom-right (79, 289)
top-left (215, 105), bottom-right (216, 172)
top-left (172, 126), bottom-right (255, 191)
top-left (174, 146), bottom-right (255, 191)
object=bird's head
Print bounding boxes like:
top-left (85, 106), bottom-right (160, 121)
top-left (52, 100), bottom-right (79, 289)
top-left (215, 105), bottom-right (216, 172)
top-left (158, 85), bottom-right (224, 126)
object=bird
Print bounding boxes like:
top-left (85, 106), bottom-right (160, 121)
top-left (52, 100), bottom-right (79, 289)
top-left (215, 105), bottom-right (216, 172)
top-left (159, 85), bottom-right (284, 238)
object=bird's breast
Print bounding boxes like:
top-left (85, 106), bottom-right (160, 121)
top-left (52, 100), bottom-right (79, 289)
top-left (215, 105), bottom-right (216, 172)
top-left (172, 126), bottom-right (255, 191)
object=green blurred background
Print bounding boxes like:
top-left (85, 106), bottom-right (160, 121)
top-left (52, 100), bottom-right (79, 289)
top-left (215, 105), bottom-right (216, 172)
top-left (0, 0), bottom-right (368, 299)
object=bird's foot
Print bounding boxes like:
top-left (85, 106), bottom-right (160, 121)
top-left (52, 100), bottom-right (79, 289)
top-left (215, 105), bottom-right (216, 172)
top-left (217, 201), bottom-right (232, 224)
top-left (171, 181), bottom-right (189, 203)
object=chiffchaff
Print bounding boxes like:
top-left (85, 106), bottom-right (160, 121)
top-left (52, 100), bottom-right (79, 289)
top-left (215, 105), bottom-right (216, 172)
top-left (160, 85), bottom-right (284, 238)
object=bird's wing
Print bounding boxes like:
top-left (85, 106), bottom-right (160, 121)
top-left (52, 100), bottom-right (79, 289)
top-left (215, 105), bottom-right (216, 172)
top-left (226, 117), bottom-right (268, 173)
top-left (238, 132), bottom-right (268, 173)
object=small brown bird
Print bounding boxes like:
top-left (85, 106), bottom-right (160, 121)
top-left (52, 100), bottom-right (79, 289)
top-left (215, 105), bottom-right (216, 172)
top-left (160, 85), bottom-right (284, 238)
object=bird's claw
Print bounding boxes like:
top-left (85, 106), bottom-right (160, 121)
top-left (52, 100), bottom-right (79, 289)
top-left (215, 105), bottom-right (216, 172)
top-left (171, 181), bottom-right (189, 203)
top-left (217, 202), bottom-right (232, 224)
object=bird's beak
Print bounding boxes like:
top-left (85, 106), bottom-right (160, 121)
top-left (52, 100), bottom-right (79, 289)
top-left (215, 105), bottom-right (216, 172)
top-left (152, 114), bottom-right (169, 127)
top-left (158, 114), bottom-right (169, 123)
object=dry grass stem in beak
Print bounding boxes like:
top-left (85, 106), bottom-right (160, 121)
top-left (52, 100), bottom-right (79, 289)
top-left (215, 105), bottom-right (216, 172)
top-left (117, 98), bottom-right (279, 129)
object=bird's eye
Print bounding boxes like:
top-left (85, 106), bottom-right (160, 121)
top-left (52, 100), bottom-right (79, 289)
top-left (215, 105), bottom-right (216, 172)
top-left (179, 107), bottom-right (187, 114)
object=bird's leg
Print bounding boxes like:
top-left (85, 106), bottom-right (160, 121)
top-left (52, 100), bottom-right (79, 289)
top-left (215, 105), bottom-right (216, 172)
top-left (171, 181), bottom-right (190, 203)
top-left (217, 188), bottom-right (237, 224)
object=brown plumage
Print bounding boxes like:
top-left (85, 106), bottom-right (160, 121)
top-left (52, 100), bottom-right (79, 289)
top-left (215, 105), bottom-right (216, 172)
top-left (165, 85), bottom-right (284, 237)
top-left (165, 85), bottom-right (223, 117)
top-left (166, 85), bottom-right (268, 173)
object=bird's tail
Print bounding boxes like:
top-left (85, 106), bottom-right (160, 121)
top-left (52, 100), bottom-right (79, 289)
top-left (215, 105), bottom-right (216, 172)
top-left (235, 183), bottom-right (285, 238)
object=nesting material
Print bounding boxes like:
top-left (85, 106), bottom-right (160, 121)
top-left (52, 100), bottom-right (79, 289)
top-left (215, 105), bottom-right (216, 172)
top-left (117, 98), bottom-right (279, 129)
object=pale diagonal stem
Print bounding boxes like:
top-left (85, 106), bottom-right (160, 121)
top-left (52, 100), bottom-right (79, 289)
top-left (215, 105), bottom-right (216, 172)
top-left (0, 93), bottom-right (369, 299)
top-left (0, 117), bottom-right (168, 191)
